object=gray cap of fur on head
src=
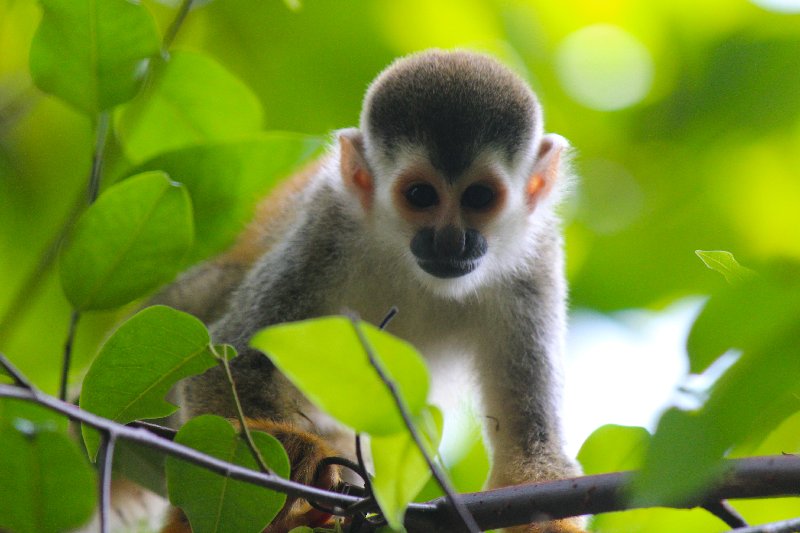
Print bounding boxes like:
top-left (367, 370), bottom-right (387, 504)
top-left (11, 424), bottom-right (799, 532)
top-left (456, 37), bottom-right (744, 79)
top-left (361, 49), bottom-right (541, 179)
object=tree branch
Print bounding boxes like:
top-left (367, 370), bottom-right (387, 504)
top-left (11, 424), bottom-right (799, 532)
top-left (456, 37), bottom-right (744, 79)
top-left (403, 455), bottom-right (800, 531)
top-left (2, 382), bottom-right (800, 531)
top-left (0, 351), bottom-right (34, 390)
top-left (704, 500), bottom-right (748, 528)
top-left (727, 517), bottom-right (800, 533)
top-left (0, 384), bottom-right (359, 510)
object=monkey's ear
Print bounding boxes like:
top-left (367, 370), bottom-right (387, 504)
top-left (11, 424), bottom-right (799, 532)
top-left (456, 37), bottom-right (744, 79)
top-left (526, 134), bottom-right (567, 210)
top-left (339, 129), bottom-right (374, 209)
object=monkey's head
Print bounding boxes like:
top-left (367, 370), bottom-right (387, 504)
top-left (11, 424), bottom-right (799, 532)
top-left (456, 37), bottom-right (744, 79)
top-left (338, 50), bottom-right (567, 299)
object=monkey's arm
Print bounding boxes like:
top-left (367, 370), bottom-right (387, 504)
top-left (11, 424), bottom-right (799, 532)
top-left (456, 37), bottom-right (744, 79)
top-left (476, 252), bottom-right (586, 533)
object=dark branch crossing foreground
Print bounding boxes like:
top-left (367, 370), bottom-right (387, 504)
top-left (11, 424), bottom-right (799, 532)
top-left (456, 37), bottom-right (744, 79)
top-left (1, 365), bottom-right (799, 532)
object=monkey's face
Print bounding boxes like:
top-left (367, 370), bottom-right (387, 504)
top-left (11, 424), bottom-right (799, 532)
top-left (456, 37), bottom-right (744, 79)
top-left (379, 151), bottom-right (528, 298)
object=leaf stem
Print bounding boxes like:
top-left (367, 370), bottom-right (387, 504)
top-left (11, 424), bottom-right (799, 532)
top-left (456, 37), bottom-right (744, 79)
top-left (214, 345), bottom-right (273, 474)
top-left (88, 112), bottom-right (111, 204)
top-left (162, 0), bottom-right (195, 50)
top-left (348, 316), bottom-right (480, 533)
top-left (59, 311), bottom-right (81, 401)
top-left (59, 109), bottom-right (110, 401)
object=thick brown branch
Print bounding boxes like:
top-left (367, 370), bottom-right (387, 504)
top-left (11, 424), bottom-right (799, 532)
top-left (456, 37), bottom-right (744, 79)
top-left (403, 455), bottom-right (800, 531)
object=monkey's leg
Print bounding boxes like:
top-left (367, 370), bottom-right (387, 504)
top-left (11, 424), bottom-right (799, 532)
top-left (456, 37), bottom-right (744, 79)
top-left (160, 419), bottom-right (341, 533)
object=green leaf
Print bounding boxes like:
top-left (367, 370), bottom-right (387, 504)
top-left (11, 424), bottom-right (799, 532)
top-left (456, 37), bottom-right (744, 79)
top-left (631, 408), bottom-right (727, 507)
top-left (166, 415), bottom-right (289, 533)
top-left (577, 424), bottom-right (651, 475)
top-left (80, 305), bottom-right (218, 458)
top-left (695, 250), bottom-right (754, 284)
top-left (371, 405), bottom-right (442, 529)
top-left (0, 421), bottom-right (96, 533)
top-left (29, 0), bottom-right (160, 115)
top-left (59, 171), bottom-right (194, 311)
top-left (251, 316), bottom-right (430, 436)
top-left (636, 262), bottom-right (800, 507)
top-left (113, 438), bottom-right (168, 497)
top-left (687, 262), bottom-right (800, 372)
top-left (0, 398), bottom-right (68, 433)
top-left (133, 134), bottom-right (323, 264)
top-left (116, 51), bottom-right (263, 163)
top-left (415, 402), bottom-right (490, 502)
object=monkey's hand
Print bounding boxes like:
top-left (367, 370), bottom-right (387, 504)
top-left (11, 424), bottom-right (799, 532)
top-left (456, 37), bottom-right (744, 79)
top-left (161, 419), bottom-right (342, 533)
top-left (253, 419), bottom-right (342, 532)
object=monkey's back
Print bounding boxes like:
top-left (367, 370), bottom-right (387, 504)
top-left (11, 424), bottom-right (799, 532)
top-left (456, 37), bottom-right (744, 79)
top-left (151, 156), bottom-right (327, 324)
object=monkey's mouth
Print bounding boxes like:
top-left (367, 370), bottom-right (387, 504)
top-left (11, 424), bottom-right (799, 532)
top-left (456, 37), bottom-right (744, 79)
top-left (416, 258), bottom-right (478, 279)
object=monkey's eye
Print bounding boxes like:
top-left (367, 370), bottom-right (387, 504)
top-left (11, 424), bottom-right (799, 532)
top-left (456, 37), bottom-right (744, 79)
top-left (461, 184), bottom-right (496, 210)
top-left (405, 183), bottom-right (439, 209)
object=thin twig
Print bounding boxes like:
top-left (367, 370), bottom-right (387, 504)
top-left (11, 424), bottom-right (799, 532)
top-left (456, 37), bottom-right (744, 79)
top-left (378, 306), bottom-right (398, 330)
top-left (97, 433), bottom-right (117, 533)
top-left (0, 352), bottom-right (34, 390)
top-left (704, 500), bottom-right (748, 528)
top-left (59, 109), bottom-right (110, 401)
top-left (214, 344), bottom-right (273, 474)
top-left (128, 420), bottom-right (178, 440)
top-left (162, 0), bottom-right (195, 49)
top-left (0, 384), bottom-right (359, 509)
top-left (354, 433), bottom-right (374, 499)
top-left (727, 517), bottom-right (800, 533)
top-left (348, 317), bottom-right (480, 533)
top-left (59, 311), bottom-right (80, 401)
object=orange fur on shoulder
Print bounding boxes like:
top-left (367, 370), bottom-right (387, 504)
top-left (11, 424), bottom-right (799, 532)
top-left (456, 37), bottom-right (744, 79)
top-left (219, 157), bottom-right (325, 266)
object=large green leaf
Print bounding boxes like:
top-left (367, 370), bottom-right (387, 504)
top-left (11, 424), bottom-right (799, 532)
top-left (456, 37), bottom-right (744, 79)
top-left (251, 317), bottom-right (429, 436)
top-left (166, 415), bottom-right (289, 533)
top-left (29, 0), bottom-right (160, 115)
top-left (116, 51), bottom-right (263, 163)
top-left (80, 305), bottom-right (218, 458)
top-left (0, 420), bottom-right (96, 533)
top-left (59, 171), bottom-right (194, 311)
top-left (371, 405), bottom-right (442, 529)
top-left (687, 262), bottom-right (800, 373)
top-left (133, 134), bottom-right (322, 264)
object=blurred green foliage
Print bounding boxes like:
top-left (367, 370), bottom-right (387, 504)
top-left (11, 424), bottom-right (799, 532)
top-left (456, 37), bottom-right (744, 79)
top-left (1, 0), bottom-right (800, 531)
top-left (3, 0), bottom-right (799, 391)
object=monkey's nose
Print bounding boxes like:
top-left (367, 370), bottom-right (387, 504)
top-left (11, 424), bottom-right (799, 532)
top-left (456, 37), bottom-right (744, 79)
top-left (434, 225), bottom-right (466, 257)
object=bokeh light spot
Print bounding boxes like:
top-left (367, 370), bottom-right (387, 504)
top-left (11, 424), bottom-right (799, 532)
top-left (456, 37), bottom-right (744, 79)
top-left (556, 24), bottom-right (654, 111)
top-left (750, 0), bottom-right (800, 13)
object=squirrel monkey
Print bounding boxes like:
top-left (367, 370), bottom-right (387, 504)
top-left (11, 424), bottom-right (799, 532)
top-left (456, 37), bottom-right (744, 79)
top-left (157, 49), bottom-right (584, 533)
